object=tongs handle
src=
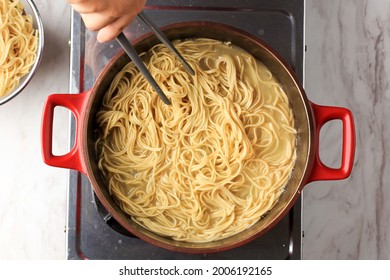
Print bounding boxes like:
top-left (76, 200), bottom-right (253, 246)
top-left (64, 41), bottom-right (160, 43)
top-left (138, 11), bottom-right (195, 76)
top-left (116, 32), bottom-right (171, 105)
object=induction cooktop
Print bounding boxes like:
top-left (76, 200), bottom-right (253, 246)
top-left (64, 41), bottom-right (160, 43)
top-left (67, 0), bottom-right (305, 260)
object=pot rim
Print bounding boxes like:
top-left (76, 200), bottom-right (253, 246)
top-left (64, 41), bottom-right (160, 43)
top-left (82, 21), bottom-right (315, 253)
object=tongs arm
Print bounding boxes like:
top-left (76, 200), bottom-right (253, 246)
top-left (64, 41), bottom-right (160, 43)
top-left (138, 11), bottom-right (195, 76)
top-left (116, 33), bottom-right (171, 105)
top-left (115, 11), bottom-right (195, 105)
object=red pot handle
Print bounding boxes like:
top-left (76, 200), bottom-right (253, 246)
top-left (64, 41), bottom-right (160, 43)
top-left (41, 92), bottom-right (90, 175)
top-left (307, 101), bottom-right (355, 183)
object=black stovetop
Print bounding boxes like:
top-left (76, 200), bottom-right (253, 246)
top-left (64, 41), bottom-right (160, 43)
top-left (67, 0), bottom-right (305, 260)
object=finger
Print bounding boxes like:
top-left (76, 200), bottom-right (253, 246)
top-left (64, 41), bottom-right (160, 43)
top-left (68, 1), bottom-right (107, 14)
top-left (81, 13), bottom-right (117, 32)
top-left (96, 14), bottom-right (137, 43)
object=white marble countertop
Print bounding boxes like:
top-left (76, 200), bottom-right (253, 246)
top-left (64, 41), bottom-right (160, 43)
top-left (0, 0), bottom-right (389, 259)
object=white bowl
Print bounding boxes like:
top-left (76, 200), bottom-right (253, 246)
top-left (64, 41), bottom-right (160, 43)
top-left (0, 0), bottom-right (44, 105)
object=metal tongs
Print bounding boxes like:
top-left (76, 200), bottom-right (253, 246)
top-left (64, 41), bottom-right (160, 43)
top-left (116, 11), bottom-right (195, 105)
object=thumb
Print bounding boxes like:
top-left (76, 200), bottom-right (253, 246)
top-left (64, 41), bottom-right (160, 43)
top-left (96, 14), bottom-right (136, 43)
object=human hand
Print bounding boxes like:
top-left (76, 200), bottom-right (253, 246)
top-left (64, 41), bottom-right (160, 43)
top-left (67, 0), bottom-right (146, 43)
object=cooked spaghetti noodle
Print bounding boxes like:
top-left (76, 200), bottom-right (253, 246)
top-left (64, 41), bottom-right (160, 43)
top-left (96, 38), bottom-right (296, 242)
top-left (0, 0), bottom-right (38, 97)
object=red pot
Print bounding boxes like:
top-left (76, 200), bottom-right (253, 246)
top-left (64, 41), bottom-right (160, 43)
top-left (41, 22), bottom-right (355, 253)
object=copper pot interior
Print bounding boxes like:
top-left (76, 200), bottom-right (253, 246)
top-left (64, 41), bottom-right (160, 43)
top-left (83, 23), bottom-right (313, 253)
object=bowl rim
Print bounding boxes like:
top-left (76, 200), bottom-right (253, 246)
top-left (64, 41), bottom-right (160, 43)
top-left (0, 0), bottom-right (45, 105)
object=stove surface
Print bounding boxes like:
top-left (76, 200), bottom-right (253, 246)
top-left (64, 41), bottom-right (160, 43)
top-left (67, 0), bottom-right (305, 260)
